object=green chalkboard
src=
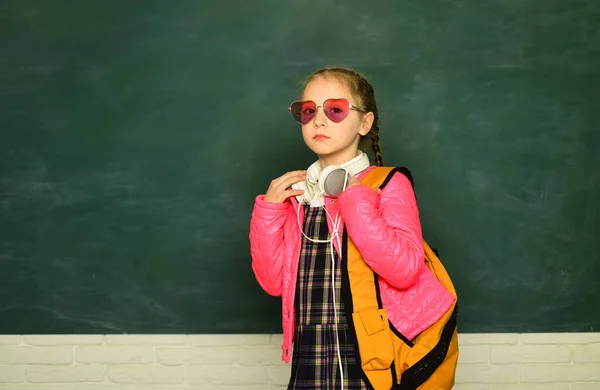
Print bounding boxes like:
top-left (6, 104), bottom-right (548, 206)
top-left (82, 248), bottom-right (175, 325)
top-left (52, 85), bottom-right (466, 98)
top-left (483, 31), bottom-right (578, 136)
top-left (1, 1), bottom-right (599, 334)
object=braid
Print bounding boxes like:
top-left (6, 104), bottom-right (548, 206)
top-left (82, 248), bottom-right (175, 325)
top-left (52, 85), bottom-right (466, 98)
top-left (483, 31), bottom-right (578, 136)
top-left (370, 122), bottom-right (384, 166)
top-left (304, 66), bottom-right (384, 166)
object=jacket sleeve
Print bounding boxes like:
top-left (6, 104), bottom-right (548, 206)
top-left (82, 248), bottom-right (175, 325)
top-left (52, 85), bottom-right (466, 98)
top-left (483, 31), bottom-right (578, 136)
top-left (249, 195), bottom-right (290, 296)
top-left (336, 172), bottom-right (425, 289)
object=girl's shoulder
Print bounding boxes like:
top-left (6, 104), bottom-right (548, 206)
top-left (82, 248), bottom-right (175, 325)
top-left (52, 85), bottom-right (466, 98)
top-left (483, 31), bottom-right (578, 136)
top-left (359, 166), bottom-right (415, 194)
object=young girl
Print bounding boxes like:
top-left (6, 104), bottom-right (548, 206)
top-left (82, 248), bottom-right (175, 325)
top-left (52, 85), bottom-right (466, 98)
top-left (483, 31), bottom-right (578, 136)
top-left (249, 67), bottom-right (456, 389)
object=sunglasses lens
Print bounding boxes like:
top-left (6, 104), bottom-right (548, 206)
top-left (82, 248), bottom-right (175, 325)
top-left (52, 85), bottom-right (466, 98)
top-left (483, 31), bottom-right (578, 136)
top-left (290, 101), bottom-right (316, 124)
top-left (323, 99), bottom-right (350, 123)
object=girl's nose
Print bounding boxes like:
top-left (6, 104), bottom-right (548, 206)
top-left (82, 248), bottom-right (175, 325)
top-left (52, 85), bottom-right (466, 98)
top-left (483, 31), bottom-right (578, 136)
top-left (313, 107), bottom-right (327, 127)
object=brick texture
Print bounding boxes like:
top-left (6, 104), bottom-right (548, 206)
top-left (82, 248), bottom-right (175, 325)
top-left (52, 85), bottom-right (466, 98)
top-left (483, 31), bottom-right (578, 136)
top-left (0, 333), bottom-right (597, 388)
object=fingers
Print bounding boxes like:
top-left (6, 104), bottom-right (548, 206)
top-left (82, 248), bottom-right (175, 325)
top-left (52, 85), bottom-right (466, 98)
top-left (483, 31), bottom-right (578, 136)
top-left (281, 173), bottom-right (307, 191)
top-left (283, 189), bottom-right (305, 198)
top-left (264, 187), bottom-right (304, 204)
top-left (346, 175), bottom-right (361, 187)
top-left (264, 170), bottom-right (307, 204)
top-left (272, 171), bottom-right (306, 188)
top-left (272, 170), bottom-right (306, 190)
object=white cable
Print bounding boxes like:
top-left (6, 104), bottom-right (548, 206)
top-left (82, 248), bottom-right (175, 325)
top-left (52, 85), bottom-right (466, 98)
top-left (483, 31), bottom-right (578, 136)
top-left (330, 214), bottom-right (344, 390)
top-left (294, 169), bottom-right (351, 389)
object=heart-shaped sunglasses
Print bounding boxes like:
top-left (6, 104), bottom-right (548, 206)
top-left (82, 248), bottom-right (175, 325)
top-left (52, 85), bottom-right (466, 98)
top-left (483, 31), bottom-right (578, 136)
top-left (288, 98), bottom-right (365, 125)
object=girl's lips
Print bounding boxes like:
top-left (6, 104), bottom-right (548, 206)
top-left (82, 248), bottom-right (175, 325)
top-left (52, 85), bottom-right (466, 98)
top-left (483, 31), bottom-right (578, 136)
top-left (313, 134), bottom-right (329, 140)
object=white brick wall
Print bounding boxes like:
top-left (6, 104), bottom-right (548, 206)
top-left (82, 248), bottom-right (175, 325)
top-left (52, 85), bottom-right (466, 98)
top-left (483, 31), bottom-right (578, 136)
top-left (0, 333), bottom-right (598, 389)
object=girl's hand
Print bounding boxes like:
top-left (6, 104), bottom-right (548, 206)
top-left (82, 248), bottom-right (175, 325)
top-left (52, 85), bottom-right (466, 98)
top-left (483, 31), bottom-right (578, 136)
top-left (264, 170), bottom-right (306, 203)
top-left (347, 175), bottom-right (381, 194)
top-left (347, 175), bottom-right (361, 188)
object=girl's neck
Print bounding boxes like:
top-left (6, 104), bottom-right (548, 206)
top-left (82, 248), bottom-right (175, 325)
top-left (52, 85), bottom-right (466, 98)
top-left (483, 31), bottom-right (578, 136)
top-left (318, 150), bottom-right (361, 170)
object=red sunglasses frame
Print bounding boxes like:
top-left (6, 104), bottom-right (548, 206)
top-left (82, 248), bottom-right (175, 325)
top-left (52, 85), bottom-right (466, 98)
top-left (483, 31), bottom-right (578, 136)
top-left (288, 98), bottom-right (366, 124)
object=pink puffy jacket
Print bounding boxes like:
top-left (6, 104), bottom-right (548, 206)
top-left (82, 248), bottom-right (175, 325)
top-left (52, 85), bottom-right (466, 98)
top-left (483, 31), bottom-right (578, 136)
top-left (249, 166), bottom-right (456, 363)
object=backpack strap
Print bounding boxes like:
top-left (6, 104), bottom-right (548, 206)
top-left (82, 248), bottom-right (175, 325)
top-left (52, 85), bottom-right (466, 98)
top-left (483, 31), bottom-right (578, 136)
top-left (361, 166), bottom-right (414, 191)
top-left (343, 166), bottom-right (415, 389)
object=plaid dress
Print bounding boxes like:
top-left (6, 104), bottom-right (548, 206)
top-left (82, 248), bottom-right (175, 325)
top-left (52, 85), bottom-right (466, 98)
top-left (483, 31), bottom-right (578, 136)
top-left (288, 206), bottom-right (368, 389)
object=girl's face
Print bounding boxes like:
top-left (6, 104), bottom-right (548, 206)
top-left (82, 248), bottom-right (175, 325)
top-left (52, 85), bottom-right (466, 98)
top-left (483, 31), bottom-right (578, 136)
top-left (300, 76), bottom-right (373, 167)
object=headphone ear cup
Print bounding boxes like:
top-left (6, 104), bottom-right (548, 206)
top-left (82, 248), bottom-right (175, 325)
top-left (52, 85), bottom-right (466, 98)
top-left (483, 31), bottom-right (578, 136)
top-left (324, 169), bottom-right (350, 198)
top-left (318, 165), bottom-right (349, 198)
top-left (318, 165), bottom-right (336, 194)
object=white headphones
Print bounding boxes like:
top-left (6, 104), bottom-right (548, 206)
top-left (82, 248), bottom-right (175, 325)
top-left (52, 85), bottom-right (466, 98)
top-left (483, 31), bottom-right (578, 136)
top-left (292, 150), bottom-right (370, 205)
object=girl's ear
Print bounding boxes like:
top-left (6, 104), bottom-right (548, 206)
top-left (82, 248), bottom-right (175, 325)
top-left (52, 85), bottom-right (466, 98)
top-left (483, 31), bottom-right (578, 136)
top-left (359, 112), bottom-right (374, 136)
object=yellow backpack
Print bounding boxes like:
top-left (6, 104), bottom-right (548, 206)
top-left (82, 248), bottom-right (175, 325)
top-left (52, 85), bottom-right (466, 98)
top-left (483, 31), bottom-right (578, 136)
top-left (345, 166), bottom-right (459, 389)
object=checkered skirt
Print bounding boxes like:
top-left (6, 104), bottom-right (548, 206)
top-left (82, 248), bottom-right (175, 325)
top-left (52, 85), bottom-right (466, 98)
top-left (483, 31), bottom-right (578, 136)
top-left (287, 206), bottom-right (368, 389)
